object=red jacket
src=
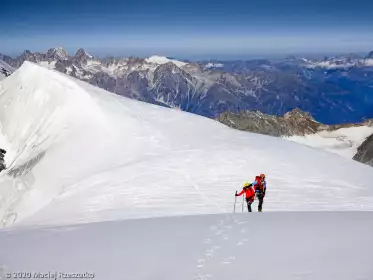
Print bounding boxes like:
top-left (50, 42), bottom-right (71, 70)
top-left (237, 185), bottom-right (255, 198)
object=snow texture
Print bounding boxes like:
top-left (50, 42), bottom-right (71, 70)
top-left (1, 62), bottom-right (373, 228)
top-left (285, 126), bottom-right (373, 158)
top-left (0, 212), bottom-right (372, 280)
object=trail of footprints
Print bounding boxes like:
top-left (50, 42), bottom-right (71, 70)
top-left (192, 215), bottom-right (249, 280)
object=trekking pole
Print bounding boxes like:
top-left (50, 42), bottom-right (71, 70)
top-left (242, 193), bottom-right (245, 212)
top-left (233, 191), bottom-right (237, 213)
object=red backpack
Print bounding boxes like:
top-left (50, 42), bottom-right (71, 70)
top-left (255, 176), bottom-right (265, 193)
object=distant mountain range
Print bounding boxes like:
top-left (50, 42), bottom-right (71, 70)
top-left (2, 47), bottom-right (373, 167)
top-left (2, 47), bottom-right (373, 124)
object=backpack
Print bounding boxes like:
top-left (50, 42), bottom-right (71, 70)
top-left (255, 176), bottom-right (265, 193)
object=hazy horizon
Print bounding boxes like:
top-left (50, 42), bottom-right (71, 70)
top-left (3, 0), bottom-right (373, 59)
top-left (2, 47), bottom-right (371, 62)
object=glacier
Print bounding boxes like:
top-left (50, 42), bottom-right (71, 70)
top-left (285, 126), bottom-right (373, 159)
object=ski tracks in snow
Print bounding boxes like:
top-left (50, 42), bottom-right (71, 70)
top-left (192, 214), bottom-right (249, 280)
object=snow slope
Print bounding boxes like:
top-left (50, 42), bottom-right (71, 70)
top-left (285, 126), bottom-right (373, 158)
top-left (1, 212), bottom-right (373, 280)
top-left (1, 62), bottom-right (373, 227)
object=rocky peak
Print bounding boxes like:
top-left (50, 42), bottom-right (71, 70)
top-left (21, 50), bottom-right (34, 59)
top-left (73, 48), bottom-right (93, 64)
top-left (46, 47), bottom-right (69, 60)
top-left (75, 48), bottom-right (92, 58)
top-left (16, 50), bottom-right (39, 66)
top-left (125, 57), bottom-right (147, 67)
top-left (154, 62), bottom-right (187, 77)
top-left (367, 51), bottom-right (373, 59)
top-left (284, 108), bottom-right (316, 121)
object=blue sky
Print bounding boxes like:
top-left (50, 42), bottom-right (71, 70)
top-left (2, 0), bottom-right (373, 59)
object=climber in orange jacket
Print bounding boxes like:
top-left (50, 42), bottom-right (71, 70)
top-left (236, 174), bottom-right (267, 212)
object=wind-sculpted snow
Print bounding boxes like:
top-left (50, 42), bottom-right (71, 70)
top-left (1, 62), bottom-right (373, 228)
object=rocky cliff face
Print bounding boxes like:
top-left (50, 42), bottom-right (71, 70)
top-left (353, 134), bottom-right (373, 166)
top-left (217, 108), bottom-right (325, 137)
top-left (0, 148), bottom-right (6, 173)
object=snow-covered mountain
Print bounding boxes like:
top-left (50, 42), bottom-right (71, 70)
top-left (303, 53), bottom-right (373, 69)
top-left (1, 62), bottom-right (373, 228)
top-left (0, 59), bottom-right (13, 80)
top-left (218, 109), bottom-right (373, 166)
top-left (4, 47), bottom-right (373, 124)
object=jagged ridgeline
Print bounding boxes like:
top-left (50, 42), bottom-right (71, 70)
top-left (2, 47), bottom-right (373, 124)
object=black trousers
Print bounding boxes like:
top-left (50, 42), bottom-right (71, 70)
top-left (246, 195), bottom-right (265, 212)
top-left (245, 197), bottom-right (254, 212)
top-left (257, 195), bottom-right (264, 211)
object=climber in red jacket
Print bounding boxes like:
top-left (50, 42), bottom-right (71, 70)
top-left (236, 181), bottom-right (256, 212)
top-left (236, 174), bottom-right (267, 212)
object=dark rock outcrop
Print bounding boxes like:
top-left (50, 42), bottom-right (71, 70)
top-left (0, 148), bottom-right (6, 172)
top-left (353, 134), bottom-right (373, 166)
top-left (217, 108), bottom-right (324, 137)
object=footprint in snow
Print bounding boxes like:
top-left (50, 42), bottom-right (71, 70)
top-left (193, 274), bottom-right (213, 280)
top-left (292, 270), bottom-right (314, 280)
top-left (221, 256), bottom-right (236, 264)
top-left (204, 245), bottom-right (221, 258)
top-left (209, 225), bottom-right (218, 231)
top-left (197, 259), bottom-right (206, 268)
top-left (203, 238), bottom-right (212, 244)
top-left (204, 248), bottom-right (215, 259)
top-left (237, 238), bottom-right (248, 246)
